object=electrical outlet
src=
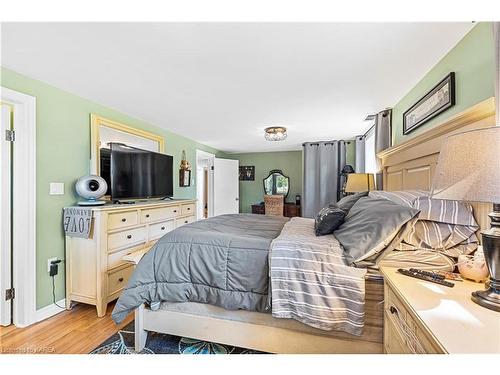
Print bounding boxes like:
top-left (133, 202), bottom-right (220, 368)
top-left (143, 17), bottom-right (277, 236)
top-left (47, 257), bottom-right (58, 273)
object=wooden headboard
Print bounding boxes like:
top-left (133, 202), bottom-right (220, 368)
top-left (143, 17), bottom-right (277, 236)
top-left (377, 97), bottom-right (495, 234)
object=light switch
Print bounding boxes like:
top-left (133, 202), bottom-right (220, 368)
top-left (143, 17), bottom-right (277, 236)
top-left (49, 182), bottom-right (64, 195)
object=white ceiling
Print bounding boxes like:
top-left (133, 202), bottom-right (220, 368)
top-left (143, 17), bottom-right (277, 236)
top-left (1, 22), bottom-right (474, 153)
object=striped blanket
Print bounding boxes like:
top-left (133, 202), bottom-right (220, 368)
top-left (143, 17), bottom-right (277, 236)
top-left (270, 217), bottom-right (367, 336)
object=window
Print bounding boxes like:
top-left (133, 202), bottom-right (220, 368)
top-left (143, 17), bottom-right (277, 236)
top-left (364, 126), bottom-right (377, 174)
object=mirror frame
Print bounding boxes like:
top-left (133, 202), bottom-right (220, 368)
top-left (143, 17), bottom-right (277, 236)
top-left (263, 169), bottom-right (290, 198)
top-left (90, 114), bottom-right (165, 175)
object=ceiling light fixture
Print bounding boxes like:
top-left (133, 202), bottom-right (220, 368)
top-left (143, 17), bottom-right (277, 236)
top-left (264, 126), bottom-right (287, 141)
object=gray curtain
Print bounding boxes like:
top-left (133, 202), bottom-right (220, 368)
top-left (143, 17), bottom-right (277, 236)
top-left (355, 135), bottom-right (365, 173)
top-left (374, 109), bottom-right (392, 153)
top-left (302, 141), bottom-right (346, 218)
top-left (494, 23), bottom-right (499, 125)
top-left (374, 108), bottom-right (392, 190)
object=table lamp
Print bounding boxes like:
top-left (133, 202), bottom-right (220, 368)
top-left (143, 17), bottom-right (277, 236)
top-left (430, 126), bottom-right (500, 312)
top-left (345, 173), bottom-right (375, 193)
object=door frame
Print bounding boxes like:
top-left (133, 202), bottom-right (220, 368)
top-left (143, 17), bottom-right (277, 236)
top-left (0, 87), bottom-right (37, 327)
top-left (0, 104), bottom-right (12, 325)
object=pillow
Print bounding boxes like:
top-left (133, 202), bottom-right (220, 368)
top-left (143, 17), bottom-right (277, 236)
top-left (398, 196), bottom-right (479, 257)
top-left (314, 206), bottom-right (346, 236)
top-left (330, 191), bottom-right (369, 213)
top-left (334, 197), bottom-right (420, 266)
top-left (368, 190), bottom-right (428, 207)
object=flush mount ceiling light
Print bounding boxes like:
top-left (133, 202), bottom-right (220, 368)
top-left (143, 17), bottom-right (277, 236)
top-left (264, 126), bottom-right (287, 141)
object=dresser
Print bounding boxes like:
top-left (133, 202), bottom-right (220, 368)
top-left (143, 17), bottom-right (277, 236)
top-left (65, 199), bottom-right (196, 317)
top-left (251, 202), bottom-right (301, 217)
top-left (381, 266), bottom-right (500, 354)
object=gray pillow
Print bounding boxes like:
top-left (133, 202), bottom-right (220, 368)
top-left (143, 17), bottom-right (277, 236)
top-left (330, 191), bottom-right (369, 213)
top-left (334, 197), bottom-right (420, 266)
top-left (314, 206), bottom-right (346, 236)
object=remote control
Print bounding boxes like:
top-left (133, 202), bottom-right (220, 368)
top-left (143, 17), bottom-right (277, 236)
top-left (409, 268), bottom-right (445, 280)
top-left (398, 268), bottom-right (455, 288)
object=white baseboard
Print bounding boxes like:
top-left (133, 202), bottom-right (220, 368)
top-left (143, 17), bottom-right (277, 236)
top-left (35, 299), bottom-right (66, 323)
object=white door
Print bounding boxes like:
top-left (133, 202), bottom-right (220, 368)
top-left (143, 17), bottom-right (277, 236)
top-left (0, 104), bottom-right (12, 326)
top-left (213, 158), bottom-right (239, 216)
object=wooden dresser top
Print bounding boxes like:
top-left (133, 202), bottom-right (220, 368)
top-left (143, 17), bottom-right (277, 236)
top-left (65, 198), bottom-right (196, 212)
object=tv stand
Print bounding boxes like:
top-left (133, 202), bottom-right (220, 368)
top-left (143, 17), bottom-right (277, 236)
top-left (65, 199), bottom-right (197, 317)
top-left (161, 196), bottom-right (174, 201)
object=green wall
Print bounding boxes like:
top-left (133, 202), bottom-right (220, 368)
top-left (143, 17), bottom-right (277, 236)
top-left (392, 22), bottom-right (495, 145)
top-left (0, 67), bottom-right (228, 309)
top-left (232, 151), bottom-right (303, 213)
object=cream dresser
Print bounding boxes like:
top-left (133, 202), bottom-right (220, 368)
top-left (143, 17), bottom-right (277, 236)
top-left (65, 199), bottom-right (196, 317)
top-left (381, 266), bottom-right (500, 354)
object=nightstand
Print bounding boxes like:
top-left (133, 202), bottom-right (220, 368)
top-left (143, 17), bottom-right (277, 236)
top-left (380, 266), bottom-right (500, 354)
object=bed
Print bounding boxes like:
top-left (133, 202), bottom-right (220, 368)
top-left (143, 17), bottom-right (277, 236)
top-left (113, 99), bottom-right (494, 354)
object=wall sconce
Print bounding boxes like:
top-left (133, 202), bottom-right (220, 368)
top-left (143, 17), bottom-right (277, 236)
top-left (179, 150), bottom-right (191, 187)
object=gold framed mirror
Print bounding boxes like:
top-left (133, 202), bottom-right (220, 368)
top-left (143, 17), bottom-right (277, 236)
top-left (90, 114), bottom-right (165, 175)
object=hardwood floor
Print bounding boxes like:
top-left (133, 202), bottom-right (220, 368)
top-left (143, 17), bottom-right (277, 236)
top-left (0, 302), bottom-right (133, 354)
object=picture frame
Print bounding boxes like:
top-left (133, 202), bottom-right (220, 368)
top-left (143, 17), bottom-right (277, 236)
top-left (403, 72), bottom-right (455, 135)
top-left (239, 166), bottom-right (255, 181)
top-left (179, 169), bottom-right (191, 187)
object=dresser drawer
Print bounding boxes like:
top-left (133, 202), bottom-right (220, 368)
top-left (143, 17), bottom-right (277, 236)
top-left (386, 287), bottom-right (408, 322)
top-left (108, 226), bottom-right (146, 251)
top-left (181, 203), bottom-right (195, 216)
top-left (107, 247), bottom-right (140, 270)
top-left (108, 210), bottom-right (138, 230)
top-left (384, 281), bottom-right (443, 354)
top-left (107, 265), bottom-right (134, 297)
top-left (148, 220), bottom-right (175, 241)
top-left (176, 215), bottom-right (196, 228)
top-left (384, 311), bottom-right (410, 354)
top-left (141, 206), bottom-right (179, 223)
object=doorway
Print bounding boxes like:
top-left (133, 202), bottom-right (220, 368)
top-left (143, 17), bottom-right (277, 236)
top-left (0, 87), bottom-right (37, 327)
top-left (196, 150), bottom-right (215, 220)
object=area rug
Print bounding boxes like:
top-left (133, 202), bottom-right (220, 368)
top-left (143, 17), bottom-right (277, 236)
top-left (90, 321), bottom-right (264, 354)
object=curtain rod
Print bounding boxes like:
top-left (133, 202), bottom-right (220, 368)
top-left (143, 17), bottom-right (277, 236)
top-left (302, 140), bottom-right (350, 146)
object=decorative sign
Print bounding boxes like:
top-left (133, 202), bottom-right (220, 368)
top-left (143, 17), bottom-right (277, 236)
top-left (63, 207), bottom-right (93, 238)
top-left (403, 72), bottom-right (455, 135)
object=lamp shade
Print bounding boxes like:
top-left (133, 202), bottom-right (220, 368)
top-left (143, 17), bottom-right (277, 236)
top-left (345, 173), bottom-right (375, 193)
top-left (430, 126), bottom-right (500, 203)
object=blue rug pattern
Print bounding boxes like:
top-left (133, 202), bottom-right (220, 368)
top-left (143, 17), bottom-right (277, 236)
top-left (90, 322), bottom-right (263, 354)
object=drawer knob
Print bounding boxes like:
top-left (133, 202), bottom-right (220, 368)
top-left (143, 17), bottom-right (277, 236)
top-left (184, 220), bottom-right (188, 224)
top-left (187, 207), bottom-right (190, 210)
top-left (118, 277), bottom-right (124, 282)
top-left (161, 226), bottom-right (165, 230)
top-left (121, 218), bottom-right (127, 222)
top-left (389, 306), bottom-right (398, 315)
top-left (127, 234), bottom-right (132, 239)
top-left (146, 214), bottom-right (150, 218)
top-left (174, 210), bottom-right (177, 213)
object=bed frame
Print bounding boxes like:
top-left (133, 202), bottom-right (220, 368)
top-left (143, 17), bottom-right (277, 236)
top-left (134, 98), bottom-right (495, 353)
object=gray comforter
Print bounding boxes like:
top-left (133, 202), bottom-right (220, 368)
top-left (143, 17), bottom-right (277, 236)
top-left (112, 214), bottom-right (289, 323)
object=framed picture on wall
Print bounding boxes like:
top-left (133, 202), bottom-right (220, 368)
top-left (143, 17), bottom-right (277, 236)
top-left (403, 72), bottom-right (455, 135)
top-left (239, 166), bottom-right (255, 181)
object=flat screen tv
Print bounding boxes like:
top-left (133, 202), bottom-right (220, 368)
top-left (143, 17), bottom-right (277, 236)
top-left (108, 143), bottom-right (173, 200)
